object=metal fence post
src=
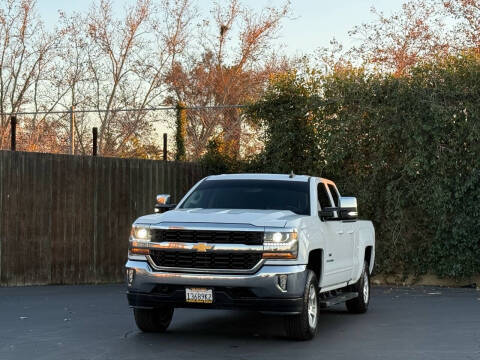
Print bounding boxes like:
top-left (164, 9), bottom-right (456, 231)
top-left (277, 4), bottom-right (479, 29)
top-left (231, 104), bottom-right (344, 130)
top-left (10, 115), bottom-right (16, 151)
top-left (70, 106), bottom-right (75, 155)
top-left (175, 101), bottom-right (186, 161)
top-left (163, 133), bottom-right (168, 161)
top-left (92, 127), bottom-right (98, 157)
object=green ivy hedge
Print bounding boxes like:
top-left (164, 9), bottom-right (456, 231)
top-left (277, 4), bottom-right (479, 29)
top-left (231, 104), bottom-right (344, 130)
top-left (202, 53), bottom-right (480, 280)
top-left (316, 56), bottom-right (480, 279)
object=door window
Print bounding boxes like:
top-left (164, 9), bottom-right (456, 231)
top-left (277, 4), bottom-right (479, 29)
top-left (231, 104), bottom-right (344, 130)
top-left (327, 184), bottom-right (340, 207)
top-left (317, 183), bottom-right (332, 210)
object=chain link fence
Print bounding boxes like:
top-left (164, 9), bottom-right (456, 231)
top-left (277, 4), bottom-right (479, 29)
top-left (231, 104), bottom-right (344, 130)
top-left (0, 105), bottom-right (262, 160)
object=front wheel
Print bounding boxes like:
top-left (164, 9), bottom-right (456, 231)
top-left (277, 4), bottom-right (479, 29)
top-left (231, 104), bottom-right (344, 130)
top-left (346, 261), bottom-right (370, 314)
top-left (284, 270), bottom-right (319, 340)
top-left (133, 307), bottom-right (174, 332)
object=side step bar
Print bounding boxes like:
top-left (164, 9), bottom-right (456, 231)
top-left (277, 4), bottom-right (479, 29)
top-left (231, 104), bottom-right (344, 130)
top-left (319, 292), bottom-right (358, 308)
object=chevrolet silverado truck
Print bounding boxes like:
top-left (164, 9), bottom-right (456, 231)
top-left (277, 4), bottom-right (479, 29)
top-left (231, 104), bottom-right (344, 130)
top-left (126, 174), bottom-right (375, 340)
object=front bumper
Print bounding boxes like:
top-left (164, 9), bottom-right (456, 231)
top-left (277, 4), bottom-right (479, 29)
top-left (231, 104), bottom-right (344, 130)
top-left (125, 260), bottom-right (307, 313)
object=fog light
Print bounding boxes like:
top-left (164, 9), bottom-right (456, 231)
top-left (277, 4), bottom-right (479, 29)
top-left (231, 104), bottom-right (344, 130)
top-left (277, 274), bottom-right (288, 292)
top-left (127, 269), bottom-right (135, 287)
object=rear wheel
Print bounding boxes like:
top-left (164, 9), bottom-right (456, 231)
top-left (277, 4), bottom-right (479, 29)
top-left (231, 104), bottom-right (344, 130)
top-left (346, 261), bottom-right (370, 314)
top-left (133, 307), bottom-right (174, 332)
top-left (284, 270), bottom-right (319, 340)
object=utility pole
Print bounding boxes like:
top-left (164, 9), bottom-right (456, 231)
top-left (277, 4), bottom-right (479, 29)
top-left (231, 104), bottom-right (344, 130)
top-left (70, 106), bottom-right (75, 155)
top-left (92, 127), bottom-right (98, 156)
top-left (10, 115), bottom-right (16, 151)
top-left (163, 133), bottom-right (168, 161)
top-left (175, 101), bottom-right (186, 161)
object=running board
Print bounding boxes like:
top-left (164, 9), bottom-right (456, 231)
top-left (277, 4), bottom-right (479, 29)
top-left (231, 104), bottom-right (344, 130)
top-left (319, 292), bottom-right (358, 308)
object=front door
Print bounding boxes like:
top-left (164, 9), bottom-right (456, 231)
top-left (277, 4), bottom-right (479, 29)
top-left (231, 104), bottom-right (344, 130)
top-left (319, 182), bottom-right (354, 286)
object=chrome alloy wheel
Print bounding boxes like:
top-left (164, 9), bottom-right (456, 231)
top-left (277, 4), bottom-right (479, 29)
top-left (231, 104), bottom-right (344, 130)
top-left (363, 271), bottom-right (369, 303)
top-left (307, 283), bottom-right (318, 328)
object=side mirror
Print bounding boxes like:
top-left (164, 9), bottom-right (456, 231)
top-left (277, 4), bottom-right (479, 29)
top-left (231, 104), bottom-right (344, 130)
top-left (339, 196), bottom-right (358, 220)
top-left (319, 207), bottom-right (336, 221)
top-left (154, 194), bottom-right (176, 213)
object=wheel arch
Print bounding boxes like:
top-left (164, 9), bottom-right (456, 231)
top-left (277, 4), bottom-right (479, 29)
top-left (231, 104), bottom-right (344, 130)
top-left (307, 248), bottom-right (323, 285)
top-left (358, 224), bottom-right (375, 275)
top-left (364, 245), bottom-right (374, 274)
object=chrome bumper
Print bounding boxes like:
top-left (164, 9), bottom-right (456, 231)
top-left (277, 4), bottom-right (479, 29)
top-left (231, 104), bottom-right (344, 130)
top-left (125, 260), bottom-right (307, 298)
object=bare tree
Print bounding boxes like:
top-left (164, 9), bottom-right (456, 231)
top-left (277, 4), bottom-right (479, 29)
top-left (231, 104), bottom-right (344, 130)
top-left (443, 0), bottom-right (480, 50)
top-left (314, 38), bottom-right (353, 74)
top-left (348, 1), bottom-right (448, 75)
top-left (0, 0), bottom-right (61, 149)
top-left (84, 0), bottom-right (151, 155)
top-left (166, 0), bottom-right (290, 159)
top-left (0, 0), bottom-right (287, 157)
top-left (80, 0), bottom-right (195, 156)
top-left (42, 11), bottom-right (95, 155)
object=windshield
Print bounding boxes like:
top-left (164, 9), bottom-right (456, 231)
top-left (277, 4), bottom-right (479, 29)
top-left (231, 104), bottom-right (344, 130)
top-left (180, 179), bottom-right (311, 215)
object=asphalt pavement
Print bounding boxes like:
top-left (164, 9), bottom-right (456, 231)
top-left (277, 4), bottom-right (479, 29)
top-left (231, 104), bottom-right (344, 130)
top-left (0, 284), bottom-right (479, 360)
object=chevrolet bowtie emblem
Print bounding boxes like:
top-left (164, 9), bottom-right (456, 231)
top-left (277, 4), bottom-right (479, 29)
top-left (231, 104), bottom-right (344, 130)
top-left (192, 243), bottom-right (213, 252)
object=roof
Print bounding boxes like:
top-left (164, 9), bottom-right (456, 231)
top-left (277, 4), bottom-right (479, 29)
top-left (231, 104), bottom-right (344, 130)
top-left (205, 173), bottom-right (311, 182)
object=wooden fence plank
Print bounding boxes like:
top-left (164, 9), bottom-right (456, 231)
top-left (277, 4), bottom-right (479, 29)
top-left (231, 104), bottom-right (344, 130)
top-left (25, 152), bottom-right (36, 285)
top-left (76, 156), bottom-right (84, 284)
top-left (50, 154), bottom-right (61, 284)
top-left (92, 156), bottom-right (98, 282)
top-left (44, 155), bottom-right (53, 284)
top-left (117, 158), bottom-right (129, 280)
top-left (0, 152), bottom-right (10, 284)
top-left (84, 156), bottom-right (95, 283)
top-left (95, 157), bottom-right (106, 282)
top-left (12, 152), bottom-right (23, 285)
top-left (65, 156), bottom-right (75, 285)
top-left (0, 151), bottom-right (4, 283)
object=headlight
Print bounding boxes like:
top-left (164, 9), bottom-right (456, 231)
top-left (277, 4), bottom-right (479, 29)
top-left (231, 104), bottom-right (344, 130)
top-left (129, 226), bottom-right (151, 256)
top-left (263, 231), bottom-right (298, 259)
top-left (130, 226), bottom-right (151, 241)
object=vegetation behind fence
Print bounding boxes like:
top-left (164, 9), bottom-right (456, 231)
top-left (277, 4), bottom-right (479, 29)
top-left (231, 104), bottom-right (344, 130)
top-left (0, 150), bottom-right (206, 286)
top-left (229, 53), bottom-right (480, 281)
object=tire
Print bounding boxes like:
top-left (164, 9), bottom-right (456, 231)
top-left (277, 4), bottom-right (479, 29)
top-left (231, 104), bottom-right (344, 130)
top-left (346, 261), bottom-right (370, 314)
top-left (133, 307), bottom-right (174, 332)
top-left (284, 270), bottom-right (319, 340)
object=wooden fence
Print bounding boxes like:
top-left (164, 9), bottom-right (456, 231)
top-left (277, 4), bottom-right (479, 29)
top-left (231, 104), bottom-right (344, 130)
top-left (0, 151), bottom-right (206, 286)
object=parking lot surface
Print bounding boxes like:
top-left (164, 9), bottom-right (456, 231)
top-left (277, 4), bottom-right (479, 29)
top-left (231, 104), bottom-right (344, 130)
top-left (0, 284), bottom-right (479, 360)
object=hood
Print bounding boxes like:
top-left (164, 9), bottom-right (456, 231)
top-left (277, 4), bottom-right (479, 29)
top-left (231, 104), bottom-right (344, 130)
top-left (135, 208), bottom-right (303, 228)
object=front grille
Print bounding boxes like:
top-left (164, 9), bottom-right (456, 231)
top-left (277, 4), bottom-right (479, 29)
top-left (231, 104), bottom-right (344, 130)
top-left (152, 229), bottom-right (263, 245)
top-left (149, 250), bottom-right (262, 270)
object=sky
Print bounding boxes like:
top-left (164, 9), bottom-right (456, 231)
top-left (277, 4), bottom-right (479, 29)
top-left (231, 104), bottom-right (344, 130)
top-left (37, 0), bottom-right (405, 57)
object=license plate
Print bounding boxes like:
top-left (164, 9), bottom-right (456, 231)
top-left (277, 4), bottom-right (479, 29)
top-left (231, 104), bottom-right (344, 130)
top-left (185, 287), bottom-right (213, 304)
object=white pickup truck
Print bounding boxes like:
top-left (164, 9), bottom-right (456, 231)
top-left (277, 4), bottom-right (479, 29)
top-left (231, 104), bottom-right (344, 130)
top-left (126, 173), bottom-right (375, 340)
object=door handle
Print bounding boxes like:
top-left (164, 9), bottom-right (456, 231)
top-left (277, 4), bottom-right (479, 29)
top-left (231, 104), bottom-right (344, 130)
top-left (347, 230), bottom-right (354, 234)
top-left (336, 231), bottom-right (344, 235)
